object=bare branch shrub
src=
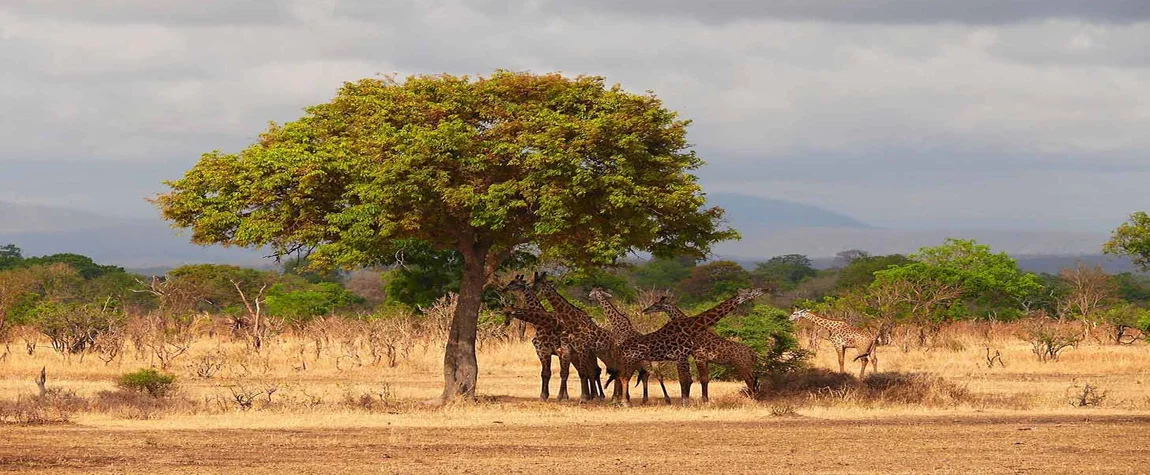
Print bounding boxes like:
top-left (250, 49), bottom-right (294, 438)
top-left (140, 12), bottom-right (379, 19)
top-left (1067, 381), bottom-right (1108, 407)
top-left (1021, 316), bottom-right (1081, 362)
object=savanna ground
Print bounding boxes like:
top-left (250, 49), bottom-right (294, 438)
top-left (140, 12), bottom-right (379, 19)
top-left (2, 321), bottom-right (1149, 474)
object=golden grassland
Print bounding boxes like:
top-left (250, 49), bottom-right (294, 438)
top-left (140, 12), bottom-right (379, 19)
top-left (2, 322), bottom-right (1150, 473)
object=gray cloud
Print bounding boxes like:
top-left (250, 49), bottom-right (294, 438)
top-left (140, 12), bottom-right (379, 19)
top-left (1, 1), bottom-right (1148, 234)
top-left (528, 0), bottom-right (1150, 26)
top-left (2, 0), bottom-right (296, 25)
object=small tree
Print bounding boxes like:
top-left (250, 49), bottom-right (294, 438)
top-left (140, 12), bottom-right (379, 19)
top-left (1104, 211), bottom-right (1150, 270)
top-left (1057, 263), bottom-right (1115, 338)
top-left (751, 254), bottom-right (818, 291)
top-left (154, 71), bottom-right (736, 400)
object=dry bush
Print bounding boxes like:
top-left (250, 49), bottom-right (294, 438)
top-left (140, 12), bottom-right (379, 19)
top-left (418, 293), bottom-right (456, 342)
top-left (1020, 318), bottom-right (1081, 362)
top-left (92, 389), bottom-right (193, 420)
top-left (188, 353), bottom-right (226, 379)
top-left (759, 368), bottom-right (971, 408)
top-left (0, 389), bottom-right (87, 425)
top-left (341, 383), bottom-right (396, 411)
top-left (91, 326), bottom-right (125, 365)
top-left (1066, 381), bottom-right (1108, 407)
top-left (369, 313), bottom-right (417, 361)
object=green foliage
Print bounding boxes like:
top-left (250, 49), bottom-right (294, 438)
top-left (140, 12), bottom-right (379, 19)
top-left (712, 304), bottom-right (802, 377)
top-left (631, 256), bottom-right (696, 290)
top-left (1104, 211), bottom-right (1150, 271)
top-left (282, 255), bottom-right (341, 283)
top-left (0, 244), bottom-right (21, 269)
top-left (155, 71), bottom-right (737, 272)
top-left (167, 264), bottom-right (278, 313)
top-left (16, 253), bottom-right (124, 279)
top-left (560, 268), bottom-right (636, 301)
top-left (1113, 273), bottom-right (1150, 305)
top-left (835, 254), bottom-right (913, 290)
top-left (25, 301), bottom-right (124, 353)
top-left (1100, 303), bottom-right (1148, 329)
top-left (118, 369), bottom-right (177, 397)
top-left (676, 261), bottom-right (751, 305)
top-left (264, 282), bottom-right (363, 322)
top-left (751, 254), bottom-right (817, 290)
top-left (874, 239), bottom-right (1044, 319)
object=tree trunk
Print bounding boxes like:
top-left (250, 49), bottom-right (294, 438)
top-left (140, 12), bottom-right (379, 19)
top-left (440, 246), bottom-right (489, 401)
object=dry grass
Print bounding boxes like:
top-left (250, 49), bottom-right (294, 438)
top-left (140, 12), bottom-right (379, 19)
top-left (2, 319), bottom-right (1150, 473)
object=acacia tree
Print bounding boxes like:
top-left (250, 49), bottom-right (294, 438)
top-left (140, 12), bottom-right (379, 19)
top-left (1105, 211), bottom-right (1150, 270)
top-left (154, 71), bottom-right (736, 400)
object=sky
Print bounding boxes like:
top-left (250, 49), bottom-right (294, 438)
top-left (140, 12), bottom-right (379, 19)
top-left (1, 0), bottom-right (1148, 232)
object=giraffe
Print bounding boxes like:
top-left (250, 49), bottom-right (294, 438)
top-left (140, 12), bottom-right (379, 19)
top-left (532, 272), bottom-right (615, 400)
top-left (789, 309), bottom-right (882, 378)
top-left (501, 274), bottom-right (570, 401)
top-left (642, 296), bottom-right (759, 401)
top-left (587, 287), bottom-right (671, 404)
top-left (613, 288), bottom-right (765, 406)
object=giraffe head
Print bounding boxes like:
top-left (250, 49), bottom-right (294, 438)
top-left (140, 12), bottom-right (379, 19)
top-left (502, 274), bottom-right (530, 293)
top-left (587, 287), bottom-right (612, 302)
top-left (735, 287), bottom-right (766, 304)
top-left (641, 295), bottom-right (675, 315)
top-left (530, 271), bottom-right (552, 291)
top-left (789, 308), bottom-right (813, 321)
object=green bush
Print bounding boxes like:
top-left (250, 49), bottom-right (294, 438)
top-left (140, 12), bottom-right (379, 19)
top-left (711, 304), bottom-right (805, 378)
top-left (118, 369), bottom-right (177, 397)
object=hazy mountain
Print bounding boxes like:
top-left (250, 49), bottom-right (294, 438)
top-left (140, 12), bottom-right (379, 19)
top-left (0, 202), bottom-right (268, 268)
top-left (707, 192), bottom-right (871, 231)
top-left (713, 226), bottom-right (1110, 261)
top-left (0, 197), bottom-right (1120, 268)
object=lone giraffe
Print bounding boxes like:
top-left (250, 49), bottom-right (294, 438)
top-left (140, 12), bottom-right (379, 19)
top-left (789, 309), bottom-right (882, 378)
top-left (502, 274), bottom-right (571, 401)
top-left (613, 288), bottom-right (764, 406)
top-left (588, 287), bottom-right (671, 404)
top-left (643, 296), bottom-right (758, 401)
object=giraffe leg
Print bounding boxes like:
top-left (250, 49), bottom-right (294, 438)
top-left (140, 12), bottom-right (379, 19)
top-left (677, 359), bottom-right (693, 406)
top-left (696, 359), bottom-right (711, 403)
top-left (539, 353), bottom-right (552, 401)
top-left (592, 358), bottom-right (606, 400)
top-left (740, 360), bottom-right (758, 397)
top-left (615, 365), bottom-right (633, 406)
top-left (657, 373), bottom-right (670, 404)
top-left (858, 354), bottom-right (869, 379)
top-left (639, 366), bottom-right (650, 405)
top-left (557, 351), bottom-right (571, 401)
top-left (837, 346), bottom-right (846, 374)
top-left (574, 353), bottom-right (594, 402)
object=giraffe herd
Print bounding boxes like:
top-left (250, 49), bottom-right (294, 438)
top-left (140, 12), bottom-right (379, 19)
top-left (501, 272), bottom-right (886, 406)
top-left (501, 272), bottom-right (766, 406)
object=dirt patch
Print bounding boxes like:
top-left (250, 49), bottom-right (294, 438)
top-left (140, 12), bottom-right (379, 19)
top-left (1, 415), bottom-right (1147, 474)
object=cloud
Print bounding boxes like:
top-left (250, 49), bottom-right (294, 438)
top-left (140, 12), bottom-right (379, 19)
top-left (0, 1), bottom-right (1148, 233)
top-left (527, 0), bottom-right (1150, 26)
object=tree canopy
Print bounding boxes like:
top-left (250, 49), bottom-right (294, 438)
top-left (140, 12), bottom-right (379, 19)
top-left (1104, 211), bottom-right (1150, 271)
top-left (154, 71), bottom-right (737, 400)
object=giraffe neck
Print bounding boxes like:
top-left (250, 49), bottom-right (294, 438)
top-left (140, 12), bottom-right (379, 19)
top-left (515, 288), bottom-right (546, 311)
top-left (508, 308), bottom-right (555, 328)
top-left (666, 305), bottom-right (689, 320)
top-left (593, 294), bottom-right (636, 335)
top-left (799, 312), bottom-right (843, 331)
top-left (538, 284), bottom-right (587, 326)
top-left (687, 294), bottom-right (751, 329)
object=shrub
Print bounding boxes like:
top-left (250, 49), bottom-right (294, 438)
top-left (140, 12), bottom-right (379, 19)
top-left (118, 369), bottom-right (176, 397)
top-left (712, 304), bottom-right (805, 379)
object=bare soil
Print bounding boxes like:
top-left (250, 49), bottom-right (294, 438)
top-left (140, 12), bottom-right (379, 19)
top-left (3, 414), bottom-right (1148, 474)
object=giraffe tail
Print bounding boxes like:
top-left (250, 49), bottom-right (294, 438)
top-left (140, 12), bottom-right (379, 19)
top-left (853, 334), bottom-right (881, 362)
